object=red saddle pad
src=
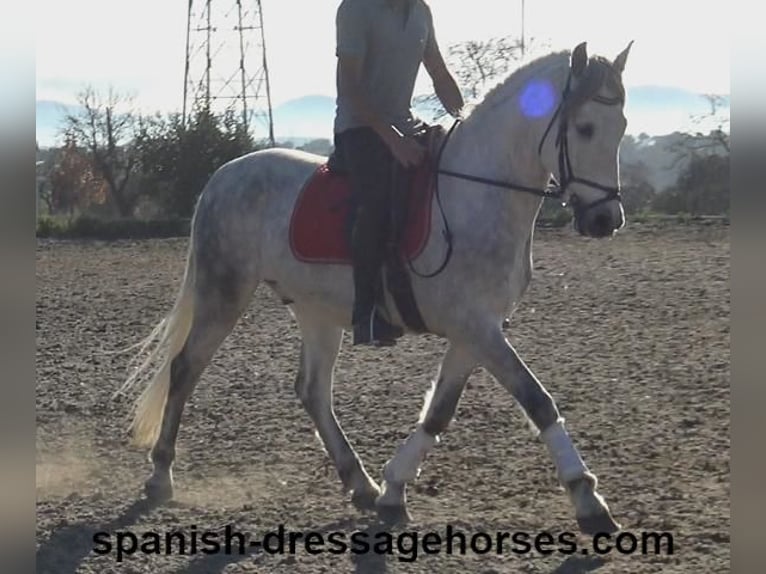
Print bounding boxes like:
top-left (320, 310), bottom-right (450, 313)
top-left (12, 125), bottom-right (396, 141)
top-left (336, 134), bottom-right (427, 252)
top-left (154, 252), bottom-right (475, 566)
top-left (289, 162), bottom-right (435, 265)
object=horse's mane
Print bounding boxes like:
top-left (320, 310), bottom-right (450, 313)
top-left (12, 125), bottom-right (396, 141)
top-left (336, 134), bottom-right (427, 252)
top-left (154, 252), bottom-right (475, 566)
top-left (461, 50), bottom-right (571, 124)
top-left (462, 49), bottom-right (624, 125)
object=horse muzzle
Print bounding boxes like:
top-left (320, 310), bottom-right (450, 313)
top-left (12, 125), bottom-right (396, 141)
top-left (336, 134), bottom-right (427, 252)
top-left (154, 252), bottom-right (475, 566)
top-left (573, 200), bottom-right (625, 238)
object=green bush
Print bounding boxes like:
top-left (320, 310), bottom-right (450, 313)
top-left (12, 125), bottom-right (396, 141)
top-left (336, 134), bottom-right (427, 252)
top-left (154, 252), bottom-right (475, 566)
top-left (36, 215), bottom-right (68, 237)
top-left (36, 215), bottom-right (191, 240)
top-left (134, 108), bottom-right (262, 218)
top-left (650, 154), bottom-right (729, 216)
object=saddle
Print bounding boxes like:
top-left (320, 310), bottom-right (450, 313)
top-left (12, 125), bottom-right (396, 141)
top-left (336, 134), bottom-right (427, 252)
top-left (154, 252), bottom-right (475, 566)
top-left (289, 125), bottom-right (447, 333)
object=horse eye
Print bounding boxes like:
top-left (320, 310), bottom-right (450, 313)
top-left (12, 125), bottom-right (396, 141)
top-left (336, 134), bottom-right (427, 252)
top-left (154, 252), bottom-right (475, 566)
top-left (576, 123), bottom-right (594, 139)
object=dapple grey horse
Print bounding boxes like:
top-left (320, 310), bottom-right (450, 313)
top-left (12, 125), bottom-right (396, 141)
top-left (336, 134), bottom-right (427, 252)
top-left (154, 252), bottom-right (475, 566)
top-left (119, 41), bottom-right (632, 534)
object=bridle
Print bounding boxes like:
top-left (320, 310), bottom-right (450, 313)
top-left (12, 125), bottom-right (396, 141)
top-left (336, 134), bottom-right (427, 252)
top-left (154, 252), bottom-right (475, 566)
top-left (407, 68), bottom-right (625, 279)
top-left (437, 71), bottom-right (625, 212)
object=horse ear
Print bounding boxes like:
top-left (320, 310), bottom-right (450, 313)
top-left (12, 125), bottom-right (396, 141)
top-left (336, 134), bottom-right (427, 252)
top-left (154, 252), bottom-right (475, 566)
top-left (571, 42), bottom-right (588, 77)
top-left (613, 41), bottom-right (634, 74)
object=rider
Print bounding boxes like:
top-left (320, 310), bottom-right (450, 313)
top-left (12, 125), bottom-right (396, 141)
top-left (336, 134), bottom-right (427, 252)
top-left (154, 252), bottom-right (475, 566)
top-left (333, 0), bottom-right (464, 346)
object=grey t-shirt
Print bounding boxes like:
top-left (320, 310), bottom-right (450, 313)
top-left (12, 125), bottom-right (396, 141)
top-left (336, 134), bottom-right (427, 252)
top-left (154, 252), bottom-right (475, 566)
top-left (334, 0), bottom-right (434, 136)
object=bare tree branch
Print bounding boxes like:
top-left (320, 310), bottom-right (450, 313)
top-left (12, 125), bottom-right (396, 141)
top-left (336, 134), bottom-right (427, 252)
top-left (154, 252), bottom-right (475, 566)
top-left (416, 36), bottom-right (549, 121)
top-left (62, 86), bottom-right (144, 216)
top-left (669, 94), bottom-right (730, 163)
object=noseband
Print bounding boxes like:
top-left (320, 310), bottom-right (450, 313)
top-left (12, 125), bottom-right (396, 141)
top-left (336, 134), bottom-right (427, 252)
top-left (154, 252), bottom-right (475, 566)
top-left (437, 71), bottom-right (624, 213)
top-left (536, 73), bottom-right (624, 211)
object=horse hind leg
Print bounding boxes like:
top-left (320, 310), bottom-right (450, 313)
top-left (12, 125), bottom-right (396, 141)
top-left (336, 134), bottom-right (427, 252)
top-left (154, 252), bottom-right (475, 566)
top-left (124, 246), bottom-right (259, 503)
top-left (293, 310), bottom-right (381, 511)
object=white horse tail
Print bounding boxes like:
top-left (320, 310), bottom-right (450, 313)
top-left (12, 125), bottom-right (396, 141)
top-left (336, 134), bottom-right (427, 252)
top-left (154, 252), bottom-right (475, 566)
top-left (118, 241), bottom-right (197, 449)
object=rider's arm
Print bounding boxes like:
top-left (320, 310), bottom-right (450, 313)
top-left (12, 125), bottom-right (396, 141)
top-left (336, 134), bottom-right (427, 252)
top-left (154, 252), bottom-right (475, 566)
top-left (422, 7), bottom-right (464, 118)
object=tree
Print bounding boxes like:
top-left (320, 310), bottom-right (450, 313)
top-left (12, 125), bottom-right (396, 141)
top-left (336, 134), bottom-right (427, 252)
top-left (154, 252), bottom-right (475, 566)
top-left (654, 94), bottom-right (730, 215)
top-left (134, 106), bottom-right (256, 217)
top-left (415, 36), bottom-right (548, 120)
top-left (651, 153), bottom-right (729, 215)
top-left (448, 37), bottom-right (524, 99)
top-left (36, 144), bottom-right (55, 215)
top-left (47, 134), bottom-right (109, 216)
top-left (63, 86), bottom-right (145, 217)
top-left (668, 94), bottom-right (730, 168)
top-left (687, 94), bottom-right (730, 153)
top-left (619, 160), bottom-right (656, 214)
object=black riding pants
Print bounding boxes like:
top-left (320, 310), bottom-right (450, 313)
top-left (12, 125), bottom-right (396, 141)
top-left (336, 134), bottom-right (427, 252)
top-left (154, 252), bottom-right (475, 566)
top-left (334, 127), bottom-right (401, 324)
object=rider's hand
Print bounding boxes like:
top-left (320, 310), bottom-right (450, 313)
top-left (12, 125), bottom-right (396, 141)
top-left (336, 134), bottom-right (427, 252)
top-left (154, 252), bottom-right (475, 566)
top-left (387, 133), bottom-right (426, 168)
top-left (446, 103), bottom-right (464, 120)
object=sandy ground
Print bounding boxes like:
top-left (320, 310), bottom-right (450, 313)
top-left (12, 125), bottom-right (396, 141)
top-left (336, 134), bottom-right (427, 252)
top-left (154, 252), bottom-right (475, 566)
top-left (36, 221), bottom-right (729, 573)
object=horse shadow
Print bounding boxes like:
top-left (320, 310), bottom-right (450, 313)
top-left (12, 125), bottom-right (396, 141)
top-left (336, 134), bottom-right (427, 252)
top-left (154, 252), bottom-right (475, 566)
top-left (37, 498), bottom-right (389, 574)
top-left (176, 520), bottom-right (609, 574)
top-left (550, 555), bottom-right (607, 574)
top-left (37, 500), bottom-right (606, 574)
top-left (36, 498), bottom-right (161, 574)
top-left (174, 515), bottom-right (389, 574)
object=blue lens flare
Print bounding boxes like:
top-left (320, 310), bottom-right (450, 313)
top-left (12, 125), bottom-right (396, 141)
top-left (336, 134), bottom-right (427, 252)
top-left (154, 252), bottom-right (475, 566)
top-left (519, 80), bottom-right (556, 119)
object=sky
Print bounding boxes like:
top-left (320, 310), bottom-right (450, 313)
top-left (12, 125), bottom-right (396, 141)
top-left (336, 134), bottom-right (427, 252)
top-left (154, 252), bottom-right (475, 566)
top-left (36, 0), bottom-right (730, 130)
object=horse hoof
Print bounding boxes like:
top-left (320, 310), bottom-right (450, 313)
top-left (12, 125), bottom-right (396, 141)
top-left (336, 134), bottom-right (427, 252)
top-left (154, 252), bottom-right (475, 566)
top-left (376, 503), bottom-right (412, 525)
top-left (351, 488), bottom-right (380, 512)
top-left (577, 511), bottom-right (621, 535)
top-left (144, 478), bottom-right (173, 503)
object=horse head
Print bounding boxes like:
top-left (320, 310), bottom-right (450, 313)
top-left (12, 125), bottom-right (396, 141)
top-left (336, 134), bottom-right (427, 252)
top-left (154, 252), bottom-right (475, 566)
top-left (536, 41), bottom-right (633, 238)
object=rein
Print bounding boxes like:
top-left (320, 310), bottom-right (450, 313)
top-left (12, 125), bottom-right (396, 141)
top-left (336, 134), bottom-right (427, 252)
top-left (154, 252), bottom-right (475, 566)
top-left (440, 73), bottom-right (624, 204)
top-left (406, 72), bottom-right (624, 278)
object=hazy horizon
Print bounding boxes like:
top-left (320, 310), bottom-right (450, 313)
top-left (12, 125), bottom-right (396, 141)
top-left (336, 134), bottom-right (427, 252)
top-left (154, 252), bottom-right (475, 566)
top-left (35, 85), bottom-right (730, 148)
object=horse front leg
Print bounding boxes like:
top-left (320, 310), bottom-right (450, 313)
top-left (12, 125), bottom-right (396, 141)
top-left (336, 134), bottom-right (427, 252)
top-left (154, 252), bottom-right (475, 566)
top-left (376, 343), bottom-right (476, 523)
top-left (470, 325), bottom-right (620, 535)
top-left (293, 311), bottom-right (382, 511)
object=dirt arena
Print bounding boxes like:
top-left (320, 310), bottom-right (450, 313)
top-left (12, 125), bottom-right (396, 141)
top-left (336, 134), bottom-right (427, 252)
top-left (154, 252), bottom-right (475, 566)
top-left (36, 221), bottom-right (729, 573)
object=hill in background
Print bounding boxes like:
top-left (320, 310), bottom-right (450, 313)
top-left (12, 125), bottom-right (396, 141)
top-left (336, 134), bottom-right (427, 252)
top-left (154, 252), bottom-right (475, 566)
top-left (37, 86), bottom-right (728, 146)
top-left (37, 86), bottom-right (728, 193)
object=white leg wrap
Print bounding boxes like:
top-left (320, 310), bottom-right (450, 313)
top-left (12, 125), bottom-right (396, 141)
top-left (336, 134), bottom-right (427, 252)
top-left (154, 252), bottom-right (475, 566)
top-left (540, 419), bottom-right (589, 484)
top-left (383, 426), bottom-right (438, 484)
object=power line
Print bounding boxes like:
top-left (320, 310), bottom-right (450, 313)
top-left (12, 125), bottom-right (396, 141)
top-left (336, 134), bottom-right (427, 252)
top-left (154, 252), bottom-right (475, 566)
top-left (182, 0), bottom-right (275, 145)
